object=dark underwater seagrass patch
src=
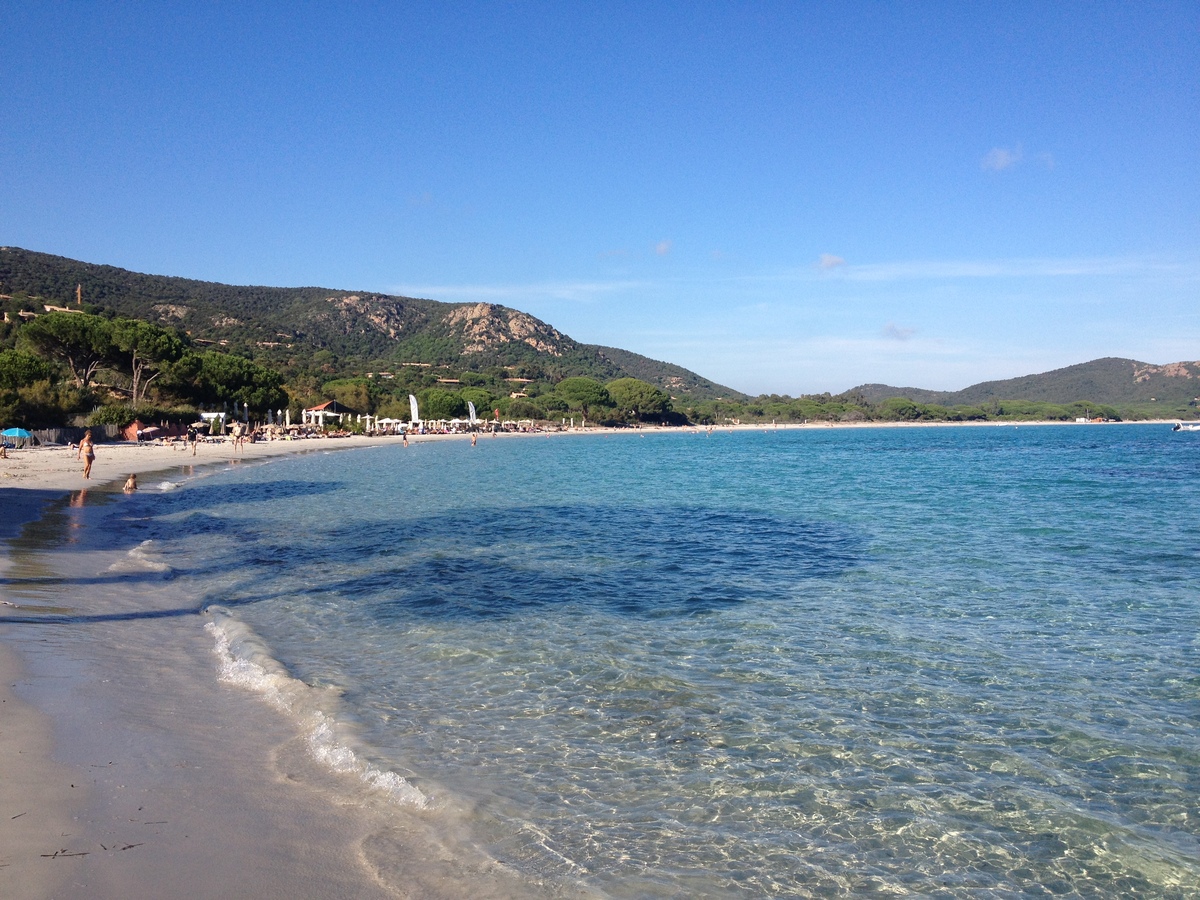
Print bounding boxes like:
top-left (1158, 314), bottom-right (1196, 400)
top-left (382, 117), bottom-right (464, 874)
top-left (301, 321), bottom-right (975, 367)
top-left (311, 505), bottom-right (865, 620)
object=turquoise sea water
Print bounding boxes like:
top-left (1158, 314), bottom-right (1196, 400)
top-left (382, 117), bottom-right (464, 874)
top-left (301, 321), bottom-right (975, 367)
top-left (13, 425), bottom-right (1200, 896)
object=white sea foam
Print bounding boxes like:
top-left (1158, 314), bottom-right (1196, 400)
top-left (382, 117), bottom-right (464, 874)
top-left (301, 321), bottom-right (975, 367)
top-left (204, 606), bottom-right (429, 809)
top-left (107, 539), bottom-right (174, 575)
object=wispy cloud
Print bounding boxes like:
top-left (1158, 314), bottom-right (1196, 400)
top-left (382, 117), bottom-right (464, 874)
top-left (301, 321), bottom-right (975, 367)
top-left (655, 239), bottom-right (673, 256)
top-left (982, 145), bottom-right (1023, 172)
top-left (391, 254), bottom-right (1194, 308)
top-left (882, 322), bottom-right (916, 341)
top-left (838, 256), bottom-right (1182, 282)
top-left (817, 253), bottom-right (846, 270)
top-left (387, 279), bottom-right (649, 304)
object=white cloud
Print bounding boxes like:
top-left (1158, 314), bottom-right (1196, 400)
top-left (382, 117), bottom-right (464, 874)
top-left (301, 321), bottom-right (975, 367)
top-left (388, 279), bottom-right (649, 304)
top-left (755, 254), bottom-right (1191, 289)
top-left (393, 255), bottom-right (1193, 318)
top-left (817, 253), bottom-right (846, 270)
top-left (655, 239), bottom-right (673, 256)
top-left (838, 255), bottom-right (1181, 282)
top-left (981, 145), bottom-right (1023, 172)
top-left (882, 322), bottom-right (916, 341)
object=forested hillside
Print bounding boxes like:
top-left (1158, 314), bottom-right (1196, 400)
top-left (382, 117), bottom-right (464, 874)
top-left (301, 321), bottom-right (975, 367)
top-left (0, 247), bottom-right (739, 400)
top-left (1, 247), bottom-right (1195, 430)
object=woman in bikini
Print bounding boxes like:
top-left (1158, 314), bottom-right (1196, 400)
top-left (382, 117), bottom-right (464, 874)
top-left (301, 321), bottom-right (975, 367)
top-left (78, 429), bottom-right (96, 479)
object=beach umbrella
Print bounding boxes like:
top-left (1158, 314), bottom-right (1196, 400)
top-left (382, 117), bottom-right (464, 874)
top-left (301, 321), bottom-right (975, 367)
top-left (2, 427), bottom-right (33, 448)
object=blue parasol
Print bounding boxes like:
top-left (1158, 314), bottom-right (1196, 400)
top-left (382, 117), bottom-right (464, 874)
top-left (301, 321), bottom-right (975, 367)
top-left (1, 427), bottom-right (33, 438)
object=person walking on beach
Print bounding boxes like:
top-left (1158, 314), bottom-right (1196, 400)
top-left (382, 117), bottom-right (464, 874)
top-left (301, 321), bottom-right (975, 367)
top-left (77, 429), bottom-right (95, 479)
top-left (187, 424), bottom-right (198, 456)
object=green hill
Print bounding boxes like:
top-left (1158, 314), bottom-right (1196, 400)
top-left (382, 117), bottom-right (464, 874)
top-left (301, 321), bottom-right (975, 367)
top-left (7, 247), bottom-right (1191, 418)
top-left (854, 357), bottom-right (1200, 408)
top-left (0, 247), bottom-right (742, 401)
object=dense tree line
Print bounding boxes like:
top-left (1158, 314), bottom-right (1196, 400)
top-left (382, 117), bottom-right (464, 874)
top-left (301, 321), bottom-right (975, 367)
top-left (0, 301), bottom-right (688, 429)
top-left (301, 372), bottom-right (679, 426)
top-left (0, 309), bottom-right (285, 428)
top-left (0, 290), bottom-right (1148, 433)
top-left (0, 248), bottom-right (737, 401)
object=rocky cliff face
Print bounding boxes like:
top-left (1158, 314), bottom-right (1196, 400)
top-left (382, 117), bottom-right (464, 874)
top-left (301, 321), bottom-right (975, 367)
top-left (308, 296), bottom-right (571, 356)
top-left (1133, 361), bottom-right (1198, 382)
top-left (150, 303), bottom-right (189, 320)
top-left (441, 303), bottom-right (570, 356)
top-left (318, 294), bottom-right (416, 339)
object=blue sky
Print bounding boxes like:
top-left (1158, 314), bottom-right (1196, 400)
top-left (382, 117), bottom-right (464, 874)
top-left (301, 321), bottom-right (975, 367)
top-left (4, 2), bottom-right (1196, 394)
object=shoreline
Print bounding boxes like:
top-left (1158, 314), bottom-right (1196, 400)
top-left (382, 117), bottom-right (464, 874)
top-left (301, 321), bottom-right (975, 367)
top-left (0, 432), bottom-right (388, 496)
top-left (0, 435), bottom-right (407, 898)
top-left (1, 418), bottom-right (1177, 496)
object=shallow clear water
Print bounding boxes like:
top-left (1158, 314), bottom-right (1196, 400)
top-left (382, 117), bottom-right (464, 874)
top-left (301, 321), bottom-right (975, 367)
top-left (36, 426), bottom-right (1200, 895)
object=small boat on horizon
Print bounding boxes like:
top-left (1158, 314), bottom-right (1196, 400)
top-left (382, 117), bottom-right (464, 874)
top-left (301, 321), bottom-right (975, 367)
top-left (1171, 421), bottom-right (1200, 432)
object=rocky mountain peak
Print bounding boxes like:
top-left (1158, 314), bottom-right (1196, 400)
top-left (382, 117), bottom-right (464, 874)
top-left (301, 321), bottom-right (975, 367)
top-left (443, 303), bottom-right (569, 356)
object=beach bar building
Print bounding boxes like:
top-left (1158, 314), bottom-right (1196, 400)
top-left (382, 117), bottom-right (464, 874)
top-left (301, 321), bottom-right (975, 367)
top-left (302, 399), bottom-right (357, 428)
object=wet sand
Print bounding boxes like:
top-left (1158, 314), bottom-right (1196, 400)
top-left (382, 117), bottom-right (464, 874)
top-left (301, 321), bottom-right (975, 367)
top-left (0, 436), bottom-right (406, 897)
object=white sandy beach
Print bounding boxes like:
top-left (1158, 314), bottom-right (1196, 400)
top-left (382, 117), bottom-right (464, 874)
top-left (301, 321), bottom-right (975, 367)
top-left (1, 433), bottom-right (386, 493)
top-left (0, 435), bottom-right (402, 897)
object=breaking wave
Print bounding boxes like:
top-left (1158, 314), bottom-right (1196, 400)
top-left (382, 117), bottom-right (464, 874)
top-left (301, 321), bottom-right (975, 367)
top-left (204, 605), bottom-right (430, 809)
